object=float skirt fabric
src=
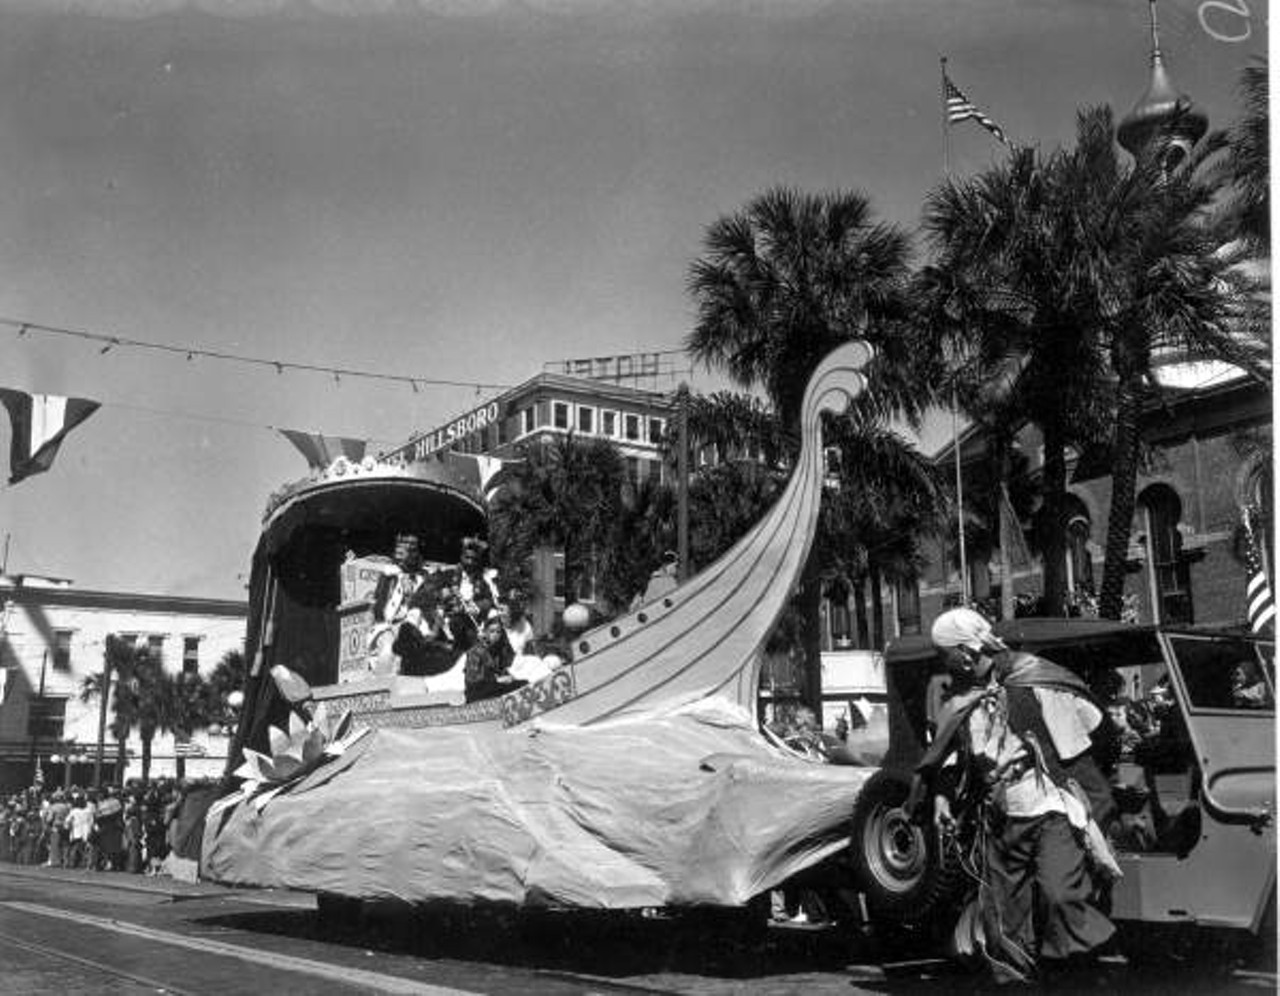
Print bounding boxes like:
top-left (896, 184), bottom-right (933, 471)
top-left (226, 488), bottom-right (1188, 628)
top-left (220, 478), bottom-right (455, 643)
top-left (201, 699), bottom-right (873, 908)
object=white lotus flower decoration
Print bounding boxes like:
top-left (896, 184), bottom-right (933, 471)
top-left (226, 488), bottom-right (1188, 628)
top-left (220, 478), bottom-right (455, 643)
top-left (233, 700), bottom-right (364, 802)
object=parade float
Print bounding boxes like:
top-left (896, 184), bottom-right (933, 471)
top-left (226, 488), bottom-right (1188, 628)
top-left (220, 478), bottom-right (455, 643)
top-left (201, 342), bottom-right (882, 910)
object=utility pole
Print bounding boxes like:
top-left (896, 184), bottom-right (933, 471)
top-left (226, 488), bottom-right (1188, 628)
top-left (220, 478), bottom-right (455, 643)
top-left (676, 383), bottom-right (690, 581)
top-left (26, 649), bottom-right (47, 786)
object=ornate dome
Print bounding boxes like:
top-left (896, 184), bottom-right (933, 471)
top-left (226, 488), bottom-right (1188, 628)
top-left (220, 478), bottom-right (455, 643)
top-left (1117, 1), bottom-right (1208, 166)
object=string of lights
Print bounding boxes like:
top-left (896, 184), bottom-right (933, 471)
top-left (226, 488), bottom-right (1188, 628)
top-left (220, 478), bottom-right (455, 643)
top-left (0, 315), bottom-right (514, 393)
top-left (103, 399), bottom-right (402, 449)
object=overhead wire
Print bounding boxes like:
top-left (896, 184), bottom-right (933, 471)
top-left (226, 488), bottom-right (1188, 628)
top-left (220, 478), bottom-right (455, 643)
top-left (0, 315), bottom-right (513, 392)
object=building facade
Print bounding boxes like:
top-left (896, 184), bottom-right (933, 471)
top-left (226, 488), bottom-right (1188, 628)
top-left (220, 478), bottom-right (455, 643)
top-left (387, 367), bottom-right (675, 632)
top-left (910, 372), bottom-right (1271, 636)
top-left (0, 575), bottom-right (247, 794)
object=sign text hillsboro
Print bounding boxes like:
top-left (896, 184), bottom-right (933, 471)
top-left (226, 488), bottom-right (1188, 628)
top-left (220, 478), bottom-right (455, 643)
top-left (390, 400), bottom-right (502, 463)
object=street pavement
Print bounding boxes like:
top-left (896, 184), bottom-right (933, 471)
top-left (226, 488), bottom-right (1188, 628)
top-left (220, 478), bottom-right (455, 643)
top-left (0, 864), bottom-right (1274, 995)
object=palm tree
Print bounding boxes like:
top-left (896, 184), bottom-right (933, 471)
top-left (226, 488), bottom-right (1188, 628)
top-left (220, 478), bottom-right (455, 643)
top-left (489, 433), bottom-right (630, 616)
top-left (687, 187), bottom-right (923, 707)
top-left (1218, 60), bottom-right (1269, 251)
top-left (1073, 107), bottom-right (1245, 618)
top-left (204, 649), bottom-right (247, 735)
top-left (921, 144), bottom-right (1108, 615)
top-left (79, 636), bottom-right (164, 784)
top-left (156, 669), bottom-right (212, 781)
top-left (819, 418), bottom-right (948, 646)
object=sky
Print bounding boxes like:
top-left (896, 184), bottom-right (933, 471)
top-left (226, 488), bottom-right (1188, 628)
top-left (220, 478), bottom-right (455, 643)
top-left (0, 0), bottom-right (1268, 601)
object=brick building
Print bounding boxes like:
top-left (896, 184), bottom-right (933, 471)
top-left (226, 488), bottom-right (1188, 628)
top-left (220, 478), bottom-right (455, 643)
top-left (913, 369), bottom-right (1271, 635)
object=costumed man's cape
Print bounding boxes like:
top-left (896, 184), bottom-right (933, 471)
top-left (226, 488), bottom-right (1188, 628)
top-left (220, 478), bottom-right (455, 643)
top-left (912, 650), bottom-right (1118, 984)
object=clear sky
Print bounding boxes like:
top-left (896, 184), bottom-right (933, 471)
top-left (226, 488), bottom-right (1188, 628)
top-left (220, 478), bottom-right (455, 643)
top-left (0, 0), bottom-right (1267, 600)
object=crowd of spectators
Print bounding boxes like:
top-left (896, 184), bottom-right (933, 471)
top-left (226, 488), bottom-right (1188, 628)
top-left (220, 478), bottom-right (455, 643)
top-left (0, 778), bottom-right (193, 874)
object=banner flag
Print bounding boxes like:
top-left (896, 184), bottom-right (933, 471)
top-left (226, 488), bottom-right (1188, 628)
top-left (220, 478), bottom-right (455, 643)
top-left (943, 69), bottom-right (1009, 145)
top-left (1242, 507), bottom-right (1275, 634)
top-left (999, 484), bottom-right (1032, 568)
top-left (0, 388), bottom-right (101, 485)
top-left (279, 429), bottom-right (367, 471)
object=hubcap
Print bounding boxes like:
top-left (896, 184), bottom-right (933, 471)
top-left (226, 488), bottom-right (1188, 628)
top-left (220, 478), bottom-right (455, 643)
top-left (864, 803), bottom-right (927, 893)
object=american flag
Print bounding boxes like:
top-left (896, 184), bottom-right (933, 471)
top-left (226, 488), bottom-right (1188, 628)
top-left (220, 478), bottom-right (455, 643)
top-left (174, 738), bottom-right (207, 758)
top-left (1242, 507), bottom-right (1275, 634)
top-left (944, 72), bottom-right (1009, 146)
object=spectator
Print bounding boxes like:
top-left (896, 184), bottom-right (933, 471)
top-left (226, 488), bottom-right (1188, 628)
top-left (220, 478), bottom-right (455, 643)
top-left (143, 788), bottom-right (168, 876)
top-left (93, 787), bottom-right (125, 871)
top-left (65, 792), bottom-right (94, 870)
top-left (123, 800), bottom-right (144, 874)
top-left (44, 790), bottom-right (69, 868)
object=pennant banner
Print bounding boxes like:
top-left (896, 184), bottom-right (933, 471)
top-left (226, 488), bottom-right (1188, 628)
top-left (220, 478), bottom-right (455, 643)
top-left (279, 429), bottom-right (368, 471)
top-left (439, 451), bottom-right (521, 504)
top-left (0, 388), bottom-right (101, 485)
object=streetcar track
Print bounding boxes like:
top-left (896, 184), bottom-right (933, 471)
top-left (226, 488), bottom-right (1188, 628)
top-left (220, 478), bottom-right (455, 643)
top-left (3, 900), bottom-right (477, 995)
top-left (0, 927), bottom-right (200, 995)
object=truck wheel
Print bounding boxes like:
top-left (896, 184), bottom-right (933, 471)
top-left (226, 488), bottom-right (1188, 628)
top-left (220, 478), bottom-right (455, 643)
top-left (848, 770), bottom-right (966, 925)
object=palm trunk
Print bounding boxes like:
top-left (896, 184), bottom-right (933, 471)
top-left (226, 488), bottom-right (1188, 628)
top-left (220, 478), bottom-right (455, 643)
top-left (852, 576), bottom-right (870, 648)
top-left (1039, 416), bottom-right (1069, 615)
top-left (798, 550), bottom-right (824, 715)
top-left (869, 568), bottom-right (885, 650)
top-left (141, 737), bottom-right (152, 784)
top-left (1099, 380), bottom-right (1143, 619)
top-left (114, 736), bottom-right (127, 786)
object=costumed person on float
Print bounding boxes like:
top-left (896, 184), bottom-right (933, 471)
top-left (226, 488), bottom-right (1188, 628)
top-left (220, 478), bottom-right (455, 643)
top-left (448, 536), bottom-right (502, 653)
top-left (913, 607), bottom-right (1119, 986)
top-left (367, 533), bottom-right (455, 677)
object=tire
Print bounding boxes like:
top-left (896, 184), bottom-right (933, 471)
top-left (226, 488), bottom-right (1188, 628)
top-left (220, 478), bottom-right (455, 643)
top-left (848, 770), bottom-right (967, 927)
top-left (316, 891), bottom-right (364, 930)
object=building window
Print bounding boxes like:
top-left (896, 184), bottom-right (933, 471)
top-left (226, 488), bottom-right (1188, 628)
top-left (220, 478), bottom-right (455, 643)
top-left (27, 697), bottom-right (66, 740)
top-left (896, 580), bottom-right (921, 635)
top-left (577, 406), bottom-right (594, 433)
top-left (1065, 498), bottom-right (1094, 596)
top-left (146, 634), bottom-right (165, 666)
top-left (826, 589), bottom-right (853, 649)
top-left (601, 411), bottom-right (617, 437)
top-left (182, 637), bottom-right (200, 675)
top-left (624, 414), bottom-right (640, 441)
top-left (648, 418), bottom-right (664, 444)
top-left (1141, 484), bottom-right (1193, 625)
top-left (498, 416), bottom-right (510, 445)
top-left (553, 402), bottom-right (570, 430)
top-left (626, 457), bottom-right (641, 486)
top-left (521, 408), bottom-right (535, 435)
top-left (552, 553), bottom-right (596, 604)
top-left (53, 630), bottom-right (73, 672)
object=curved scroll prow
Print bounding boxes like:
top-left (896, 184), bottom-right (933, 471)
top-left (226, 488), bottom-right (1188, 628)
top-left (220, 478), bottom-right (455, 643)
top-left (501, 341), bottom-right (875, 728)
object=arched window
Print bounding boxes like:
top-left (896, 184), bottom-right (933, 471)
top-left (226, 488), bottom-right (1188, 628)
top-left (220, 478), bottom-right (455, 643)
top-left (1063, 496), bottom-right (1094, 596)
top-left (1247, 463), bottom-right (1273, 576)
top-left (1140, 484), bottom-right (1193, 625)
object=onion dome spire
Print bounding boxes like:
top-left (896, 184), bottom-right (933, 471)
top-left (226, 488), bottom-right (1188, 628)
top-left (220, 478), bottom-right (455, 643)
top-left (1117, 0), bottom-right (1209, 168)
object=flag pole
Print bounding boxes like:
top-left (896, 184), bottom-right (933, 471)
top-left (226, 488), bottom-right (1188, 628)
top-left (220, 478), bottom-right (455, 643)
top-left (941, 55), bottom-right (968, 604)
top-left (941, 56), bottom-right (952, 177)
